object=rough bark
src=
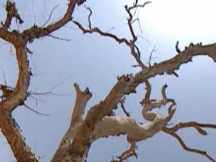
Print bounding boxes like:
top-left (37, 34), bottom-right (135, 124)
top-left (0, 0), bottom-right (83, 162)
top-left (0, 1), bottom-right (216, 162)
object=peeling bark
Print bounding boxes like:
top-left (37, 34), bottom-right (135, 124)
top-left (0, 1), bottom-right (216, 162)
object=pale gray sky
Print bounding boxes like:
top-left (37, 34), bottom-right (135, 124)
top-left (0, 0), bottom-right (216, 162)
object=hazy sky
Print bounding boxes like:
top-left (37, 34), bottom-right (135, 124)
top-left (0, 0), bottom-right (216, 162)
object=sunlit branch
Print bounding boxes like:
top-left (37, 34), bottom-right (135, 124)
top-left (140, 81), bottom-right (176, 121)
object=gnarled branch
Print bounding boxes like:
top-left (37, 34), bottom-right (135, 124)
top-left (71, 83), bottom-right (92, 126)
top-left (1, 1), bottom-right (23, 29)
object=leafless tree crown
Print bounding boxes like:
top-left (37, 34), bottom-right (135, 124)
top-left (0, 0), bottom-right (216, 162)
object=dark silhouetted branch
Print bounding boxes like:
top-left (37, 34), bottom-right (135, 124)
top-left (163, 128), bottom-right (216, 162)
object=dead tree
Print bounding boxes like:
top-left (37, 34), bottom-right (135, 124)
top-left (0, 0), bottom-right (216, 162)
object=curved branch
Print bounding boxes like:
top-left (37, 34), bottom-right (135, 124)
top-left (0, 42), bottom-right (37, 162)
top-left (162, 118), bottom-right (216, 162)
top-left (66, 42), bottom-right (216, 161)
top-left (0, 1), bottom-right (86, 162)
top-left (22, 0), bottom-right (82, 42)
top-left (0, 17), bottom-right (36, 162)
top-left (93, 105), bottom-right (175, 162)
top-left (163, 129), bottom-right (216, 162)
top-left (73, 4), bottom-right (147, 68)
top-left (166, 121), bottom-right (216, 135)
top-left (140, 81), bottom-right (176, 121)
top-left (93, 113), bottom-right (173, 142)
top-left (0, 43), bottom-right (31, 112)
top-left (111, 142), bottom-right (137, 162)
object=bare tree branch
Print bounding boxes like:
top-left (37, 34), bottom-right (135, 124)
top-left (0, 1), bottom-right (216, 162)
top-left (0, 110), bottom-right (38, 162)
top-left (166, 121), bottom-right (216, 135)
top-left (71, 83), bottom-right (92, 126)
top-left (0, 1), bottom-right (85, 161)
top-left (119, 97), bottom-right (130, 117)
top-left (41, 4), bottom-right (60, 27)
top-left (175, 41), bottom-right (181, 53)
top-left (62, 41), bottom-right (216, 161)
top-left (111, 142), bottom-right (137, 162)
top-left (1, 1), bottom-right (23, 30)
top-left (161, 112), bottom-right (216, 162)
top-left (73, 3), bottom-right (149, 69)
top-left (163, 128), bottom-right (216, 162)
top-left (126, 42), bottom-right (216, 93)
top-left (22, 0), bottom-right (84, 43)
top-left (140, 81), bottom-right (176, 121)
top-left (51, 83), bottom-right (92, 162)
top-left (93, 112), bottom-right (174, 142)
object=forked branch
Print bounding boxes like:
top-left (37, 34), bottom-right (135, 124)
top-left (71, 83), bottom-right (92, 126)
top-left (73, 2), bottom-right (150, 68)
top-left (0, 1), bottom-right (86, 162)
top-left (1, 1), bottom-right (23, 29)
top-left (1, 1), bottom-right (216, 162)
top-left (163, 127), bottom-right (216, 162)
top-left (22, 0), bottom-right (86, 42)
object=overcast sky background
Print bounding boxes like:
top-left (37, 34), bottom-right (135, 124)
top-left (0, 0), bottom-right (216, 162)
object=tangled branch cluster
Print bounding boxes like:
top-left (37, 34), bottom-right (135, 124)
top-left (0, 0), bottom-right (216, 162)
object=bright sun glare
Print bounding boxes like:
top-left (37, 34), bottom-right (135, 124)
top-left (141, 0), bottom-right (216, 38)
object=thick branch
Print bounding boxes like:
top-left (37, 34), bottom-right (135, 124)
top-left (0, 28), bottom-right (19, 43)
top-left (0, 43), bottom-right (36, 162)
top-left (0, 111), bottom-right (38, 162)
top-left (56, 75), bottom-right (132, 161)
top-left (71, 83), bottom-right (92, 126)
top-left (127, 42), bottom-right (216, 93)
top-left (93, 112), bottom-right (174, 142)
top-left (51, 83), bottom-right (92, 162)
top-left (0, 1), bottom-right (86, 162)
top-left (93, 105), bottom-right (174, 162)
top-left (63, 42), bottom-right (216, 161)
top-left (0, 43), bottom-right (31, 112)
top-left (0, 22), bottom-right (35, 162)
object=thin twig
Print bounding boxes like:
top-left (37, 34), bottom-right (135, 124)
top-left (119, 97), bottom-right (130, 117)
top-left (23, 103), bottom-right (50, 116)
top-left (42, 4), bottom-right (59, 27)
top-left (48, 34), bottom-right (71, 41)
